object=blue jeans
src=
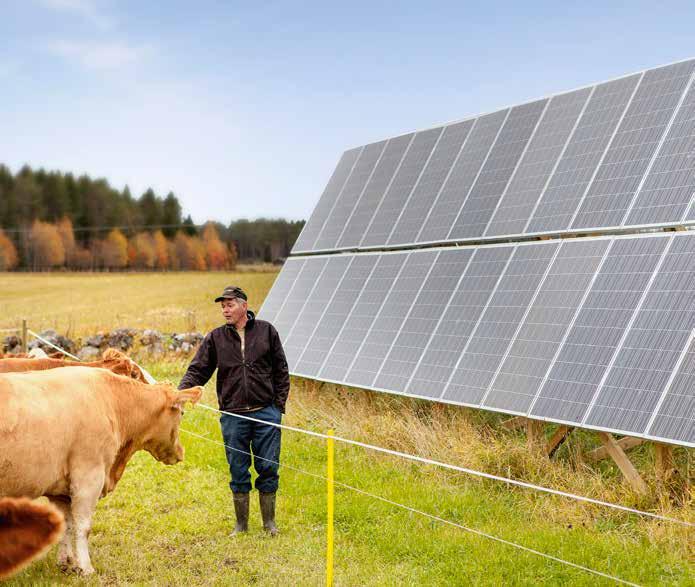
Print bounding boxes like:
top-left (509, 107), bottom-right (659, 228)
top-left (219, 404), bottom-right (282, 494)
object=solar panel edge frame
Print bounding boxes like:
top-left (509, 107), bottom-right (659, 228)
top-left (481, 99), bottom-right (552, 238)
top-left (579, 234), bottom-right (675, 428)
top-left (287, 364), bottom-right (695, 448)
top-left (618, 69), bottom-right (695, 228)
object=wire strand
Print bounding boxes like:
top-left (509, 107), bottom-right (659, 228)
top-left (197, 403), bottom-right (693, 528)
top-left (179, 427), bottom-right (641, 587)
top-left (22, 330), bottom-right (694, 529)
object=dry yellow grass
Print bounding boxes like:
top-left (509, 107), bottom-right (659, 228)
top-left (0, 270), bottom-right (278, 337)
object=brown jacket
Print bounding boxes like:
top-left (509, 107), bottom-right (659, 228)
top-left (178, 311), bottom-right (290, 413)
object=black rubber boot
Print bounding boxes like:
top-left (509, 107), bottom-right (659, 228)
top-left (231, 492), bottom-right (249, 535)
top-left (259, 491), bottom-right (279, 536)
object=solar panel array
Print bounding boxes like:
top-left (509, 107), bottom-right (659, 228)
top-left (262, 232), bottom-right (695, 446)
top-left (293, 59), bottom-right (695, 254)
top-left (264, 58), bottom-right (695, 448)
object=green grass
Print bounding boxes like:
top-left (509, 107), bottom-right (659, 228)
top-left (2, 272), bottom-right (693, 585)
top-left (6, 361), bottom-right (693, 586)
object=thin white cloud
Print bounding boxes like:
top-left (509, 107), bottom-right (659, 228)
top-left (40, 0), bottom-right (114, 30)
top-left (47, 40), bottom-right (151, 70)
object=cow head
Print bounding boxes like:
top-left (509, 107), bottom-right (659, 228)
top-left (143, 386), bottom-right (203, 465)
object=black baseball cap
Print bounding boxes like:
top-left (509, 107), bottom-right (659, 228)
top-left (214, 286), bottom-right (248, 303)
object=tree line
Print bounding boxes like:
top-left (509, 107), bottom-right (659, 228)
top-left (0, 164), bottom-right (305, 270)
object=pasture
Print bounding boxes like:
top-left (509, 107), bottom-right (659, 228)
top-left (1, 271), bottom-right (693, 585)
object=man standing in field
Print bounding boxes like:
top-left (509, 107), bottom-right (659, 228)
top-left (178, 286), bottom-right (289, 536)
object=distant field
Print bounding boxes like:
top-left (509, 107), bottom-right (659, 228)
top-left (2, 271), bottom-right (693, 585)
top-left (0, 270), bottom-right (278, 337)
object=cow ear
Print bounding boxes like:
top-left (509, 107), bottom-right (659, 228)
top-left (173, 386), bottom-right (203, 409)
top-left (110, 360), bottom-right (132, 377)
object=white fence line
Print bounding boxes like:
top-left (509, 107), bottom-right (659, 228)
top-left (19, 330), bottom-right (695, 529)
top-left (197, 403), bottom-right (693, 528)
top-left (180, 427), bottom-right (641, 587)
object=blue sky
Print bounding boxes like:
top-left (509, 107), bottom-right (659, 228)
top-left (1, 1), bottom-right (694, 224)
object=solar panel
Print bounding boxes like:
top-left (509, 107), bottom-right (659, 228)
top-left (375, 248), bottom-right (474, 391)
top-left (346, 250), bottom-right (439, 387)
top-left (275, 58), bottom-right (695, 448)
top-left (337, 134), bottom-right (414, 249)
top-left (292, 149), bottom-right (361, 253)
top-left (447, 99), bottom-right (549, 240)
top-left (442, 241), bottom-right (560, 406)
top-left (281, 255), bottom-right (352, 367)
top-left (318, 253), bottom-right (407, 382)
top-left (528, 235), bottom-right (669, 424)
top-left (257, 257), bottom-right (305, 325)
top-left (407, 246), bottom-right (513, 398)
top-left (360, 128), bottom-right (443, 248)
top-left (292, 60), bottom-right (695, 256)
top-left (583, 234), bottom-right (695, 434)
top-left (645, 331), bottom-right (695, 444)
top-left (484, 88), bottom-right (593, 237)
top-left (624, 72), bottom-right (695, 226)
top-left (525, 74), bottom-right (642, 234)
top-left (483, 239), bottom-right (611, 414)
top-left (417, 111), bottom-right (509, 244)
top-left (313, 141), bottom-right (387, 251)
top-left (272, 256), bottom-right (329, 342)
top-left (571, 60), bottom-right (695, 230)
top-left (388, 121), bottom-right (475, 246)
top-left (295, 255), bottom-right (379, 377)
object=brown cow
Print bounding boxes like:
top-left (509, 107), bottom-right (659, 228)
top-left (0, 497), bottom-right (65, 580)
top-left (0, 367), bottom-right (202, 575)
top-left (0, 349), bottom-right (151, 383)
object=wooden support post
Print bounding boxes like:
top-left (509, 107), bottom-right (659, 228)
top-left (655, 443), bottom-right (675, 483)
top-left (586, 436), bottom-right (645, 463)
top-left (597, 432), bottom-right (648, 494)
top-left (21, 319), bottom-right (27, 354)
top-left (526, 419), bottom-right (544, 449)
top-left (501, 416), bottom-right (526, 431)
top-left (546, 425), bottom-right (573, 458)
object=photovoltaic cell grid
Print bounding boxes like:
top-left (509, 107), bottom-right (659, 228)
top-left (293, 59), bottom-right (695, 254)
top-left (260, 232), bottom-right (695, 446)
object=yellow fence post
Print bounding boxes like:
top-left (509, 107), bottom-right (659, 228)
top-left (326, 429), bottom-right (334, 587)
top-left (21, 319), bottom-right (27, 353)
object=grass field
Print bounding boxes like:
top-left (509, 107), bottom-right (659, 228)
top-left (2, 271), bottom-right (693, 586)
top-left (0, 270), bottom-right (277, 337)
